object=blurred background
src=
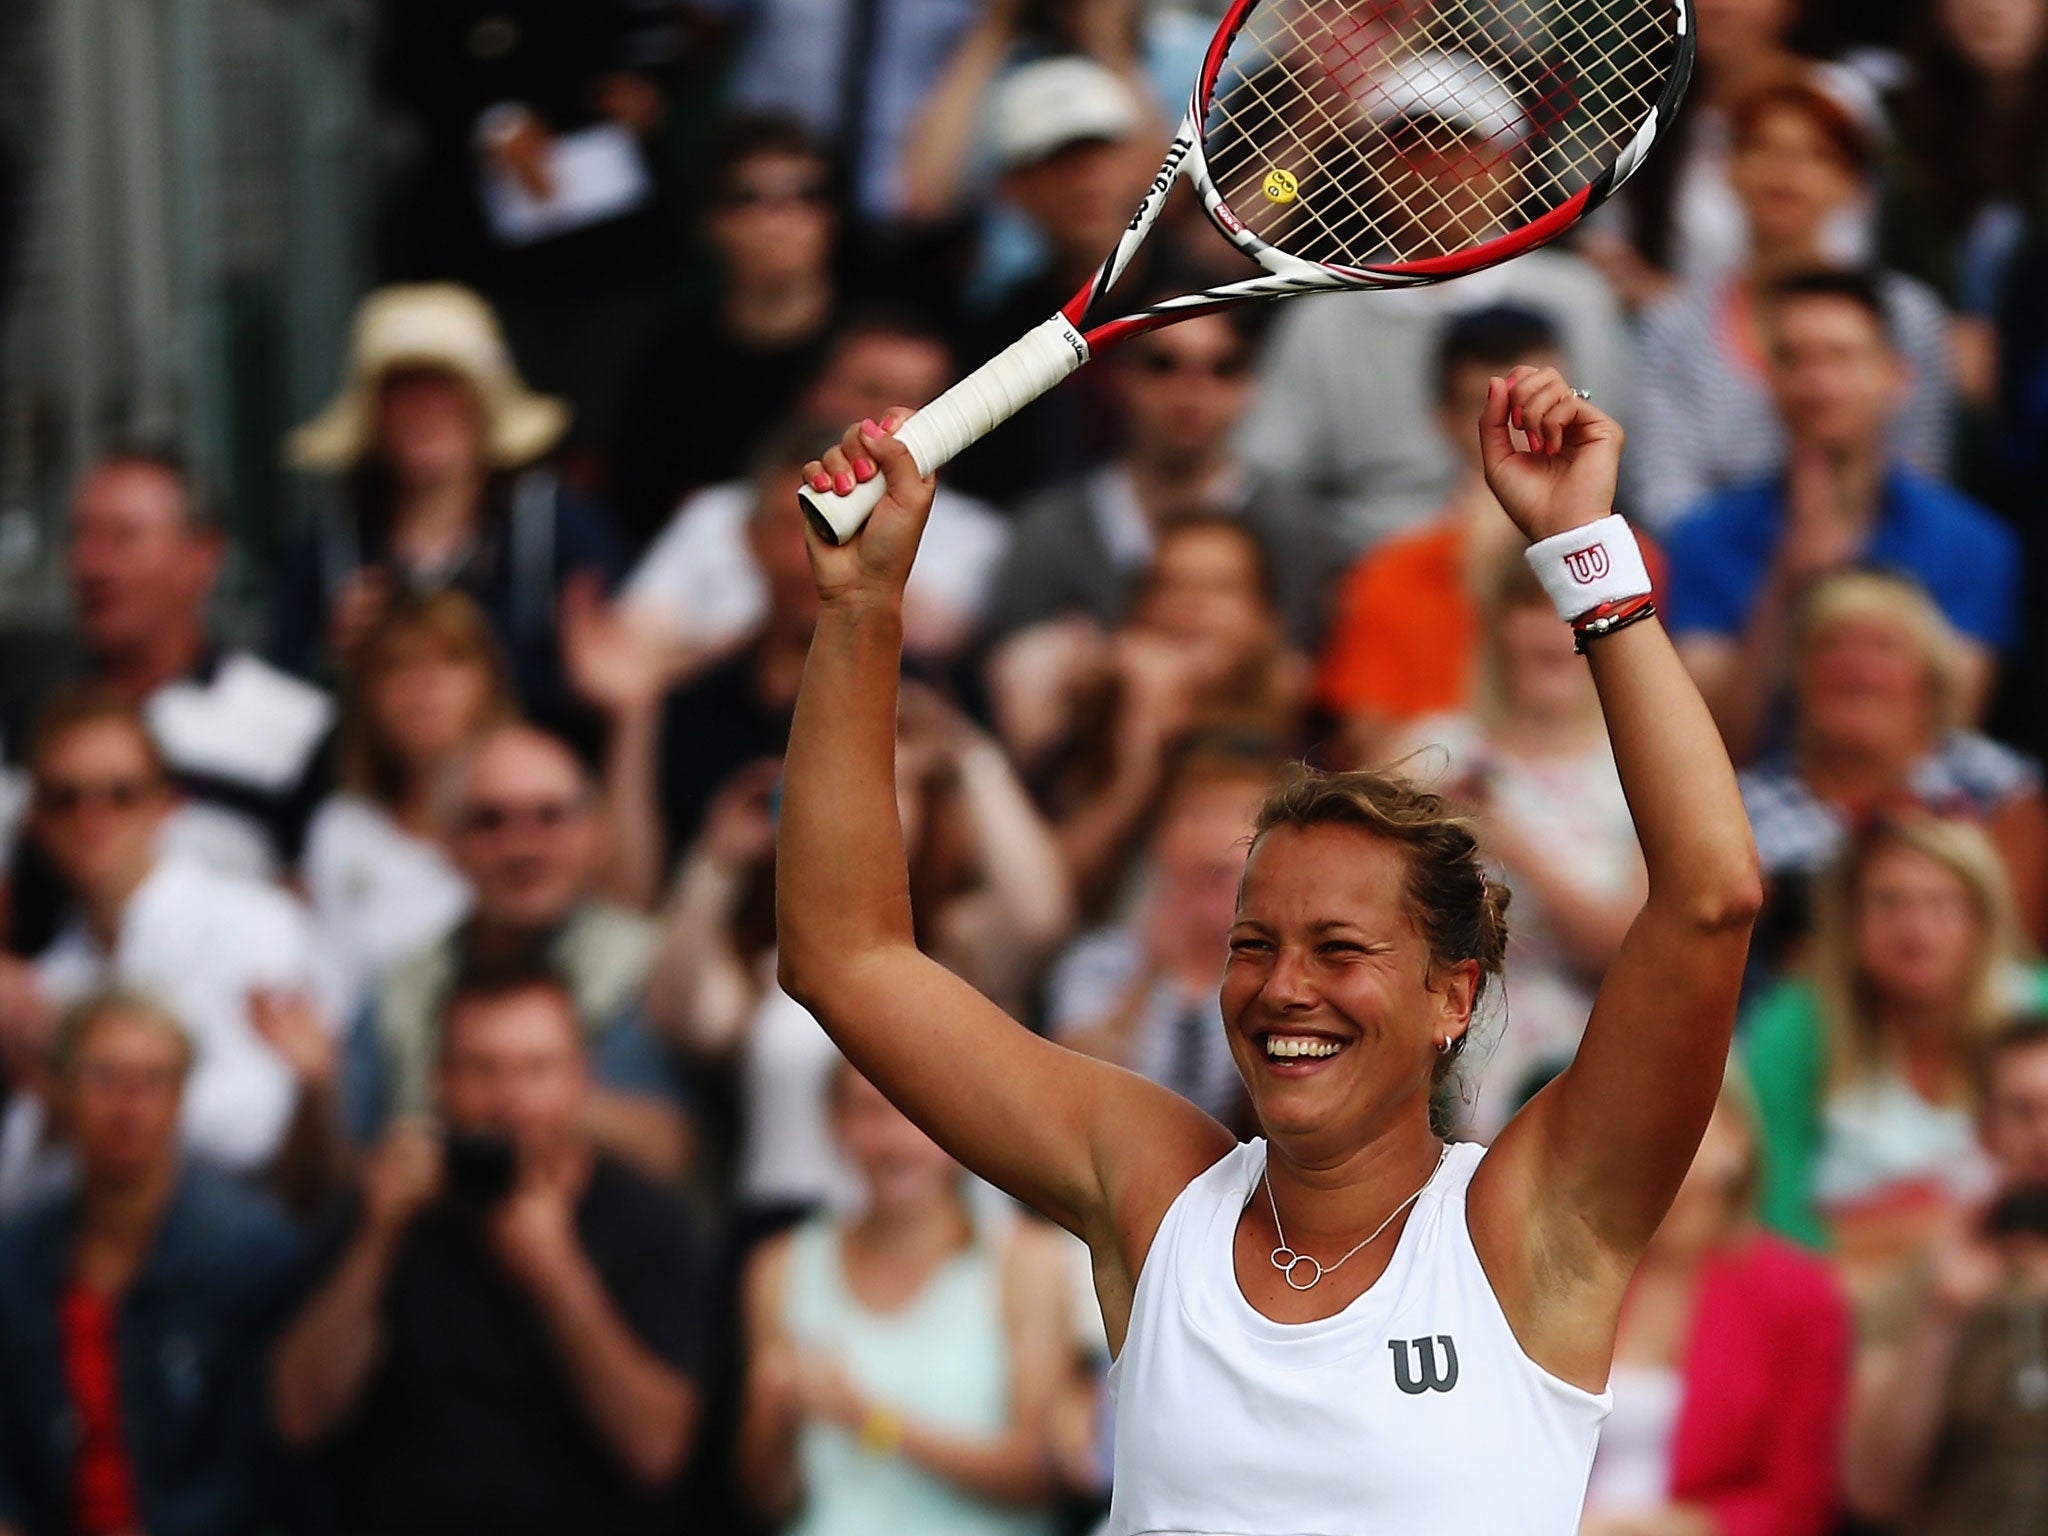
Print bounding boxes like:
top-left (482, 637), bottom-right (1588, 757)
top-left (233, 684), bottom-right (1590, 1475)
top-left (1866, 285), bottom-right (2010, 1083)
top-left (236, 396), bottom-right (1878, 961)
top-left (0, 0), bottom-right (2045, 1533)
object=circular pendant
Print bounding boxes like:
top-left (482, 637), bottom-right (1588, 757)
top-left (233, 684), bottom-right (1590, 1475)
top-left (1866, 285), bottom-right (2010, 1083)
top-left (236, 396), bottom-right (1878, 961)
top-left (1271, 1246), bottom-right (1323, 1290)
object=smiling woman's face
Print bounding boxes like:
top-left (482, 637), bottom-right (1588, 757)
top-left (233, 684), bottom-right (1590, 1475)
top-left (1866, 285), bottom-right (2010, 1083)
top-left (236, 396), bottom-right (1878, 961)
top-left (1222, 823), bottom-right (1475, 1158)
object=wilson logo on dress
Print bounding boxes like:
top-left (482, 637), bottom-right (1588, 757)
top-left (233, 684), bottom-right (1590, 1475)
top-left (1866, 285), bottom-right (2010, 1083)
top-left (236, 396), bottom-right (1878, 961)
top-left (1389, 1335), bottom-right (1460, 1395)
top-left (1562, 544), bottom-right (1611, 584)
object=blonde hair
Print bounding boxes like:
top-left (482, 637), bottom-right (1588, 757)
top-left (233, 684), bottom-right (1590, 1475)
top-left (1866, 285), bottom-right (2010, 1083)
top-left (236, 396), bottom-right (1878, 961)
top-left (1794, 569), bottom-right (1966, 736)
top-left (1810, 813), bottom-right (2023, 1094)
top-left (48, 986), bottom-right (194, 1081)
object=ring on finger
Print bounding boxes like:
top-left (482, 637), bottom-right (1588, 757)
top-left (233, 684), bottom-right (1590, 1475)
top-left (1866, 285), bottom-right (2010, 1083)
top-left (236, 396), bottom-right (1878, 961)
top-left (1569, 387), bottom-right (1593, 400)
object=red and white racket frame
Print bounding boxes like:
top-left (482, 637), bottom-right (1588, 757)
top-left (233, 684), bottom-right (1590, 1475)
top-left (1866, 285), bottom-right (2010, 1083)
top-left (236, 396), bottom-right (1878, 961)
top-left (801, 0), bottom-right (1694, 542)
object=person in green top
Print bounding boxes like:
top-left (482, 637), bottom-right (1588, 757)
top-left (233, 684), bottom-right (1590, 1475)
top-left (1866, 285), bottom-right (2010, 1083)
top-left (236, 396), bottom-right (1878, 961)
top-left (1745, 812), bottom-right (2048, 1296)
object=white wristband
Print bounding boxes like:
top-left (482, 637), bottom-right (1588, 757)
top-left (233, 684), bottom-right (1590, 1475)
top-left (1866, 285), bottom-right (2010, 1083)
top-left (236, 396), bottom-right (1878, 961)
top-left (1524, 515), bottom-right (1652, 622)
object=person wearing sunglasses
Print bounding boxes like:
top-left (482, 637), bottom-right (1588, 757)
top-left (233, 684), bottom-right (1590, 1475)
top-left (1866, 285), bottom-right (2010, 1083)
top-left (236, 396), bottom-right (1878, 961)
top-left (0, 689), bottom-right (345, 1213)
top-left (607, 115), bottom-right (845, 546)
top-left (345, 722), bottom-right (692, 1185)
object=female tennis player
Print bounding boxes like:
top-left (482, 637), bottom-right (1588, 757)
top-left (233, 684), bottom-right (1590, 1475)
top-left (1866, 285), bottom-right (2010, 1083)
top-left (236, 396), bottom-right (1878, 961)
top-left (779, 367), bottom-right (1761, 1535)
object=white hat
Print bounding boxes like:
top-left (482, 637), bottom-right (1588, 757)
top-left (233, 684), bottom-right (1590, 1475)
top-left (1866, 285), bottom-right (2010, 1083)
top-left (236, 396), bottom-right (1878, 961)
top-left (992, 56), bottom-right (1145, 171)
top-left (1366, 51), bottom-right (1530, 149)
top-left (288, 283), bottom-right (569, 472)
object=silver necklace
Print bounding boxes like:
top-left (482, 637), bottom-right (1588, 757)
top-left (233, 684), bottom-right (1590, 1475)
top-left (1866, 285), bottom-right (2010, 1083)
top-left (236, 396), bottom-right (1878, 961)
top-left (1263, 1146), bottom-right (1449, 1292)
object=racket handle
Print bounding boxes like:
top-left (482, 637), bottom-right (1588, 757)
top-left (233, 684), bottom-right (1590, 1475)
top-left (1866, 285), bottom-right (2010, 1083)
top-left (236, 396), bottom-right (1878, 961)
top-left (799, 315), bottom-right (1090, 544)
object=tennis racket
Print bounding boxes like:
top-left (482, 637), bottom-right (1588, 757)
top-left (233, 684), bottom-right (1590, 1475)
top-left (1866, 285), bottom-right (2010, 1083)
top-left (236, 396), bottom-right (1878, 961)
top-left (799, 0), bottom-right (1694, 542)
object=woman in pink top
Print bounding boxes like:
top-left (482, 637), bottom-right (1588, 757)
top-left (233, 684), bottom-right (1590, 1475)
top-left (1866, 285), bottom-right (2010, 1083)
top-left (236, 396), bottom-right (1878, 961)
top-left (1584, 1072), bottom-right (1852, 1536)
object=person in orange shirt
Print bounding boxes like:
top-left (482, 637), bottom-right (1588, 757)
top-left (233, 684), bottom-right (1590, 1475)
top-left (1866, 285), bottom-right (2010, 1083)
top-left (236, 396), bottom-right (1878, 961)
top-left (1318, 307), bottom-right (1668, 766)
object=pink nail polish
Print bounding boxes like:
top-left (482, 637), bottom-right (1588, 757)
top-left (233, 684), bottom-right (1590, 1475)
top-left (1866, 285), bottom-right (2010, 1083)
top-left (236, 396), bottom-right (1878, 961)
top-left (854, 458), bottom-right (875, 479)
top-left (861, 418), bottom-right (880, 437)
top-left (811, 472), bottom-right (831, 492)
top-left (835, 472), bottom-right (853, 494)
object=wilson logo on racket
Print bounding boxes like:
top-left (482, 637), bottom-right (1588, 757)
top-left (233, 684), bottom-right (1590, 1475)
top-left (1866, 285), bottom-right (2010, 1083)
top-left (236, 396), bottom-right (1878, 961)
top-left (1127, 138), bottom-right (1193, 233)
top-left (1563, 545), bottom-right (1612, 585)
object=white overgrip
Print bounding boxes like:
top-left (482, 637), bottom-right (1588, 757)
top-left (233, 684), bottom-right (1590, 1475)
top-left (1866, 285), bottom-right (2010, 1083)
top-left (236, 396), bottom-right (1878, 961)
top-left (797, 314), bottom-right (1091, 544)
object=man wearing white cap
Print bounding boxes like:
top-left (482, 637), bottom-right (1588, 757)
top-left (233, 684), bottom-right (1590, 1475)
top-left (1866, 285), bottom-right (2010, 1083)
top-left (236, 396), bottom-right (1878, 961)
top-left (1240, 47), bottom-right (1631, 556)
top-left (947, 56), bottom-right (1162, 505)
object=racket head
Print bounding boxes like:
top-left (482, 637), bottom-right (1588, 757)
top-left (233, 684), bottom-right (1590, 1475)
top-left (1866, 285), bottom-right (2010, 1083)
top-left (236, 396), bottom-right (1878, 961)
top-left (1186, 0), bottom-right (1693, 286)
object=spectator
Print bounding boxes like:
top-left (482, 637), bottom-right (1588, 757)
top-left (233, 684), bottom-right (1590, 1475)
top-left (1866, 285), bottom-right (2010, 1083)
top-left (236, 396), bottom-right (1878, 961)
top-left (1240, 165), bottom-right (1629, 553)
top-left (1740, 571), bottom-right (2048, 946)
top-left (302, 592), bottom-right (514, 1008)
top-left (649, 689), bottom-right (1071, 1229)
top-left (348, 722), bottom-right (690, 1183)
top-left (1047, 743), bottom-right (1276, 1127)
top-left (1576, 0), bottom-right (1834, 307)
top-left (721, 0), bottom-right (979, 224)
top-left (1580, 1070), bottom-right (1850, 1536)
top-left (0, 990), bottom-right (307, 1536)
top-left (982, 307), bottom-right (1336, 654)
top-left (1881, 0), bottom-right (2048, 403)
top-left (1316, 306), bottom-right (1578, 762)
top-left (276, 283), bottom-right (628, 732)
top-left (1845, 1015), bottom-right (2048, 1533)
top-left (373, 0), bottom-right (689, 445)
top-left (1745, 814), bottom-right (2048, 1304)
top-left (737, 1062), bottom-right (1069, 1536)
top-left (0, 690), bottom-right (343, 1210)
top-left (1626, 75), bottom-right (1955, 528)
top-left (621, 316), bottom-right (1011, 672)
top-left (945, 56), bottom-right (1162, 503)
top-left (993, 518), bottom-right (1307, 916)
top-left (896, 0), bottom-right (1170, 227)
top-left (4, 448), bottom-right (335, 886)
top-left (647, 431), bottom-right (825, 859)
top-left (1387, 560), bottom-right (1646, 1137)
top-left (1667, 270), bottom-right (2020, 761)
top-left (273, 967), bottom-right (706, 1535)
top-left (607, 117), bottom-right (844, 545)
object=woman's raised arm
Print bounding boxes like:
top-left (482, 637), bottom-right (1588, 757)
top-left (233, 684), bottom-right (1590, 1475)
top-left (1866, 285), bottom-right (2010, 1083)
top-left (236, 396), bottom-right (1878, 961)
top-left (775, 416), bottom-right (1229, 1254)
top-left (1469, 369), bottom-right (1764, 1383)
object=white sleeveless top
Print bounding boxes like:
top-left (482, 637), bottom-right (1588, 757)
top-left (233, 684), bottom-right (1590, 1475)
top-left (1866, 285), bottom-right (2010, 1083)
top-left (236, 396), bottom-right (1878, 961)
top-left (1107, 1139), bottom-right (1610, 1536)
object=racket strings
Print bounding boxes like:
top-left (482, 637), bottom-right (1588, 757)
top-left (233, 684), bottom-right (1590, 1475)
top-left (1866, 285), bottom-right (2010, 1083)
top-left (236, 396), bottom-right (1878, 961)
top-left (1203, 0), bottom-right (1677, 269)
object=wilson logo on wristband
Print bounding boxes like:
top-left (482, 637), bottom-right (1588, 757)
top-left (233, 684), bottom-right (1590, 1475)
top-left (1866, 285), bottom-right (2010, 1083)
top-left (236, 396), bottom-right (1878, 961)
top-left (1562, 544), bottom-right (1612, 584)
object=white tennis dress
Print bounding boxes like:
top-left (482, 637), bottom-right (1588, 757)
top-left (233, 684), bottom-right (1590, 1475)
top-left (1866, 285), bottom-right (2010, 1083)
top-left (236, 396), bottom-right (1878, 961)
top-left (1107, 1139), bottom-right (1611, 1536)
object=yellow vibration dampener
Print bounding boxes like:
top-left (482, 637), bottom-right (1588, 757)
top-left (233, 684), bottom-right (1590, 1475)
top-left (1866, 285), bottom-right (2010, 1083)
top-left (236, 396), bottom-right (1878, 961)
top-left (1262, 168), bottom-right (1299, 203)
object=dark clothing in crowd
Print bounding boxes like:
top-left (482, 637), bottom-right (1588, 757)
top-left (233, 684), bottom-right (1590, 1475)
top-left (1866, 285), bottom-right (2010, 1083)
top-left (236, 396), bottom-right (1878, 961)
top-left (270, 469), bottom-right (628, 734)
top-left (0, 1170), bottom-right (307, 1536)
top-left (373, 0), bottom-right (689, 444)
top-left (606, 309), bottom-right (833, 547)
top-left (374, 0), bottom-right (682, 292)
top-left (656, 644), bottom-right (796, 858)
top-left (1990, 245), bottom-right (2048, 761)
top-left (316, 1158), bottom-right (708, 1536)
top-left (944, 275), bottom-right (1128, 506)
top-left (1901, 1287), bottom-right (2048, 1536)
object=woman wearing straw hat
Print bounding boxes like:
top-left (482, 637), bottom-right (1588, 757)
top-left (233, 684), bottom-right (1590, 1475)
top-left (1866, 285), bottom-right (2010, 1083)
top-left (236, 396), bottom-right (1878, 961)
top-left (274, 284), bottom-right (632, 732)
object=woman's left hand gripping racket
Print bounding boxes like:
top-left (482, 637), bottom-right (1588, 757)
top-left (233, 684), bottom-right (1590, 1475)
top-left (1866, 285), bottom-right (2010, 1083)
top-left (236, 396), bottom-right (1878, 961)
top-left (800, 0), bottom-right (1693, 543)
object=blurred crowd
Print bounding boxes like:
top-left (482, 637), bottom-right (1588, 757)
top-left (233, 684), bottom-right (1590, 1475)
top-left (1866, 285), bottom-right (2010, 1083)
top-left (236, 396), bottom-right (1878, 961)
top-left (1, 0), bottom-right (2047, 1532)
